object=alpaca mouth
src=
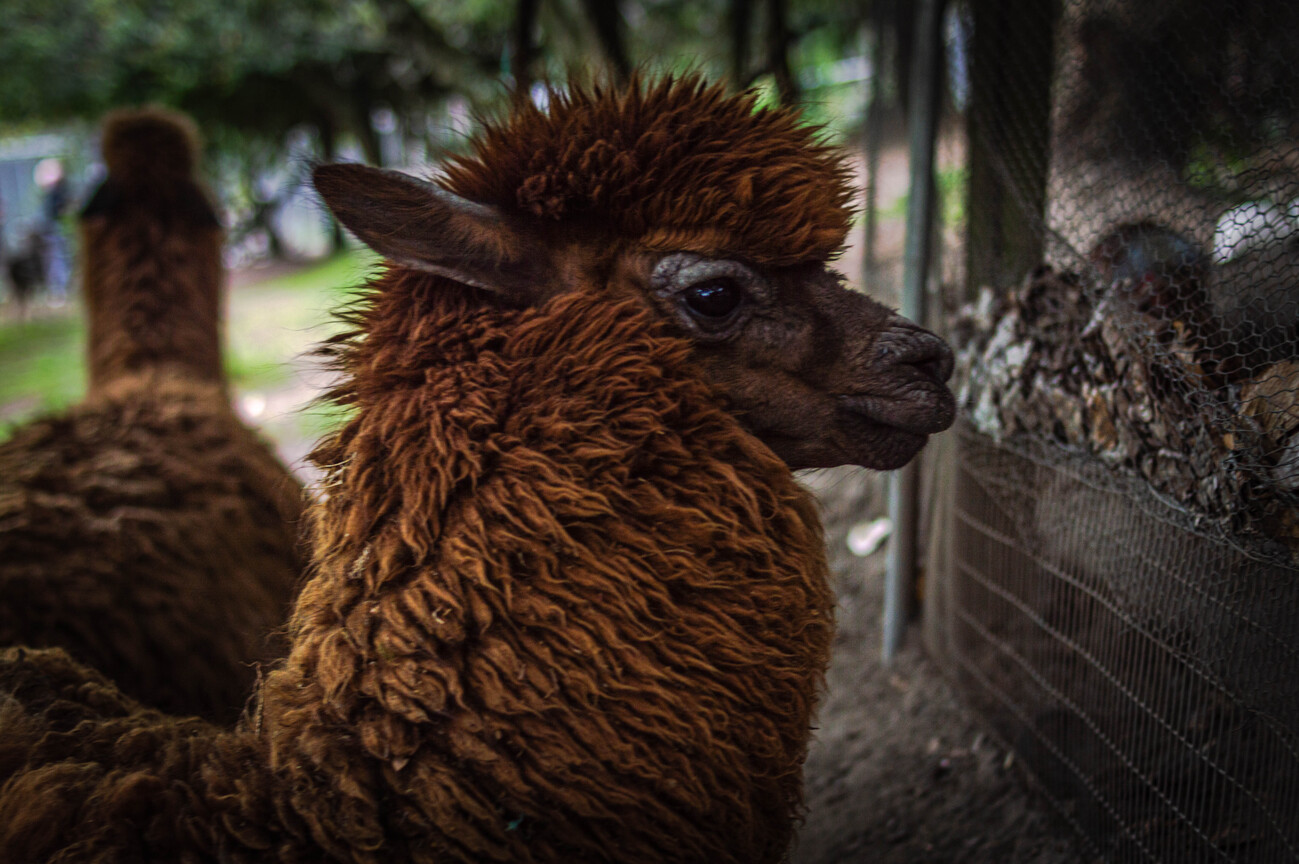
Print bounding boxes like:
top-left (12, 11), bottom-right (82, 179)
top-left (838, 387), bottom-right (956, 436)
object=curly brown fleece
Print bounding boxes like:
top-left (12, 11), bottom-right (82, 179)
top-left (0, 81), bottom-right (840, 863)
top-left (443, 77), bottom-right (855, 266)
top-left (0, 108), bottom-right (305, 723)
top-left (0, 286), bottom-right (833, 863)
top-left (0, 377), bottom-right (304, 722)
top-left (261, 282), bottom-right (835, 862)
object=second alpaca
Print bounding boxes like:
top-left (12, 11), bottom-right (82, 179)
top-left (0, 109), bottom-right (306, 723)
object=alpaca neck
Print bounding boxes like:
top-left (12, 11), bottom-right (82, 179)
top-left (258, 274), bottom-right (834, 862)
top-left (82, 214), bottom-right (225, 396)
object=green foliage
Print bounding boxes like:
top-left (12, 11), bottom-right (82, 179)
top-left (0, 0), bottom-right (114, 123)
top-left (0, 0), bottom-right (501, 141)
top-left (1, 1), bottom-right (877, 141)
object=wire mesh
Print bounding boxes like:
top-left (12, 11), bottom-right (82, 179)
top-left (930, 0), bottom-right (1299, 859)
top-left (930, 425), bottom-right (1299, 862)
top-left (957, 0), bottom-right (1299, 556)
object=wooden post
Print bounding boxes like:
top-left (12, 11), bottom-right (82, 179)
top-left (884, 0), bottom-right (945, 665)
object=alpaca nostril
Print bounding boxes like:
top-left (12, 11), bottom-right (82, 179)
top-left (915, 356), bottom-right (942, 382)
top-left (877, 326), bottom-right (954, 383)
top-left (908, 348), bottom-right (949, 384)
top-left (917, 337), bottom-right (955, 384)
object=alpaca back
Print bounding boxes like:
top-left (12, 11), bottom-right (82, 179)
top-left (0, 376), bottom-right (304, 721)
top-left (0, 645), bottom-right (275, 861)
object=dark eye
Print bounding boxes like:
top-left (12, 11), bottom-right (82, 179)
top-left (683, 278), bottom-right (744, 319)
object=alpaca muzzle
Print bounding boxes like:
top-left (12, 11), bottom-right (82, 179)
top-left (840, 319), bottom-right (956, 436)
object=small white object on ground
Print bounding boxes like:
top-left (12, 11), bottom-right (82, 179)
top-left (847, 517), bottom-right (893, 557)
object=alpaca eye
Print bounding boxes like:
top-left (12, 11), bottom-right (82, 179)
top-left (683, 278), bottom-right (743, 319)
top-left (652, 253), bottom-right (765, 337)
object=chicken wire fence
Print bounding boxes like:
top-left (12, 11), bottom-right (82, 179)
top-left (925, 0), bottom-right (1299, 860)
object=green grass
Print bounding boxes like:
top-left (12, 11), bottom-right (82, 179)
top-left (224, 250), bottom-right (377, 391)
top-left (0, 249), bottom-right (377, 440)
top-left (0, 314), bottom-right (87, 423)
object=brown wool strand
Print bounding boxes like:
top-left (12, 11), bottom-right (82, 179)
top-left (0, 108), bottom-right (305, 723)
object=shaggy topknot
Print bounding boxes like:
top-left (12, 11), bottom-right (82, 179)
top-left (101, 106), bottom-right (201, 185)
top-left (442, 76), bottom-right (856, 266)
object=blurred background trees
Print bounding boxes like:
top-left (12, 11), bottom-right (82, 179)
top-left (2, 0), bottom-right (952, 439)
top-left (0, 0), bottom-right (934, 264)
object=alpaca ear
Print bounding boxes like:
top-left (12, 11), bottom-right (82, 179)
top-left (313, 163), bottom-right (550, 302)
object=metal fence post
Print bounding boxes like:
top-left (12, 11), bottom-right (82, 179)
top-left (883, 0), bottom-right (945, 664)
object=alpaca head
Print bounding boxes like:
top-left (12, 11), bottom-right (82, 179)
top-left (314, 77), bottom-right (954, 470)
top-left (83, 107), bottom-right (218, 226)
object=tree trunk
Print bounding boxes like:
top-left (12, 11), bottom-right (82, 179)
top-left (729, 0), bottom-right (756, 86)
top-left (316, 118), bottom-right (346, 254)
top-left (511, 0), bottom-right (542, 95)
top-left (351, 93), bottom-right (384, 168)
top-left (765, 0), bottom-right (799, 104)
top-left (893, 0), bottom-right (914, 125)
top-left (577, 0), bottom-right (630, 83)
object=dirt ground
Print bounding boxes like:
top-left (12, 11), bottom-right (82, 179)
top-left (789, 467), bottom-right (1093, 864)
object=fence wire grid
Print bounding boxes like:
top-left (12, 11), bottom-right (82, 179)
top-left (929, 0), bottom-right (1299, 861)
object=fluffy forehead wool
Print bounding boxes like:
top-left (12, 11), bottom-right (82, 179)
top-left (441, 77), bottom-right (857, 266)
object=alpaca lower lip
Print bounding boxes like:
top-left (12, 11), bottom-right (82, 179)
top-left (838, 390), bottom-right (956, 436)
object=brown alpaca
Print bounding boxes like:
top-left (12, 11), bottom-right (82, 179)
top-left (0, 109), bottom-right (305, 724)
top-left (0, 78), bottom-right (953, 863)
